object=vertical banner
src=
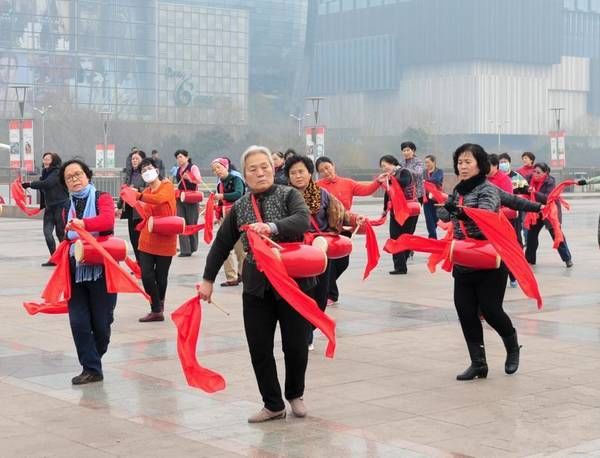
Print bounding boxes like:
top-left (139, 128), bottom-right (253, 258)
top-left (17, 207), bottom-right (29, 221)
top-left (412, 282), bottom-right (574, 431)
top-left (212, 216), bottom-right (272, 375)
top-left (550, 130), bottom-right (566, 169)
top-left (9, 120), bottom-right (35, 172)
top-left (305, 126), bottom-right (326, 159)
top-left (95, 144), bottom-right (116, 168)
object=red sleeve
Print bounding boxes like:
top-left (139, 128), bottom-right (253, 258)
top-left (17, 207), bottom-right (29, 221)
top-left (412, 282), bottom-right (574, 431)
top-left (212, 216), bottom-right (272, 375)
top-left (352, 178), bottom-right (380, 196)
top-left (83, 193), bottom-right (115, 233)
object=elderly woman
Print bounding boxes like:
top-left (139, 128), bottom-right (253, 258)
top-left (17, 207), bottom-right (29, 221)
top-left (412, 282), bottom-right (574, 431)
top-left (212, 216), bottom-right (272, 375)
top-left (60, 159), bottom-right (117, 385)
top-left (22, 152), bottom-right (69, 264)
top-left (174, 149), bottom-right (202, 257)
top-left (438, 144), bottom-right (541, 381)
top-left (196, 146), bottom-right (313, 423)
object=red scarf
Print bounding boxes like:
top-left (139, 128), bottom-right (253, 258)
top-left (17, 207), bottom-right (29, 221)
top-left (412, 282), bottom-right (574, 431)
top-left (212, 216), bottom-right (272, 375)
top-left (362, 220), bottom-right (380, 280)
top-left (387, 177), bottom-right (411, 225)
top-left (203, 193), bottom-right (215, 244)
top-left (11, 177), bottom-right (42, 216)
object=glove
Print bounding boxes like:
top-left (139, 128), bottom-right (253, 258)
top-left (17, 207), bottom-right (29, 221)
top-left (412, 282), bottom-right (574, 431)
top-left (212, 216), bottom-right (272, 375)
top-left (21, 182), bottom-right (31, 189)
top-left (577, 179), bottom-right (587, 186)
top-left (513, 185), bottom-right (529, 195)
top-left (443, 200), bottom-right (459, 214)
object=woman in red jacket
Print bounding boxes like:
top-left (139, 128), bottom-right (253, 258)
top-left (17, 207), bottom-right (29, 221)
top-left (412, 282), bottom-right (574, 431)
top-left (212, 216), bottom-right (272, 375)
top-left (60, 159), bottom-right (117, 385)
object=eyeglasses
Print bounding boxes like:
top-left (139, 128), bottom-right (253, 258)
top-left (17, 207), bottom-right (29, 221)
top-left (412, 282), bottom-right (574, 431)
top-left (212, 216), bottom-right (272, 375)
top-left (65, 171), bottom-right (85, 182)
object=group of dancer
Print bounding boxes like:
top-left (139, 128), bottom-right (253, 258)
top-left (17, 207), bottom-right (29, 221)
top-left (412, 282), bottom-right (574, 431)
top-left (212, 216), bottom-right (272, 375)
top-left (18, 141), bottom-right (589, 422)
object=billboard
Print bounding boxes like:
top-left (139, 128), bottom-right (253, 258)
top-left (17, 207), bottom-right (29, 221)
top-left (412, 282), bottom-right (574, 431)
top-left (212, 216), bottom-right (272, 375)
top-left (95, 144), bottom-right (116, 169)
top-left (305, 126), bottom-right (325, 159)
top-left (550, 130), bottom-right (566, 169)
top-left (9, 119), bottom-right (34, 172)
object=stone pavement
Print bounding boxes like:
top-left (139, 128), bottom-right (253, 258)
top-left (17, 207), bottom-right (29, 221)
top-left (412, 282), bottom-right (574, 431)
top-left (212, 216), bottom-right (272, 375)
top-left (1, 198), bottom-right (599, 457)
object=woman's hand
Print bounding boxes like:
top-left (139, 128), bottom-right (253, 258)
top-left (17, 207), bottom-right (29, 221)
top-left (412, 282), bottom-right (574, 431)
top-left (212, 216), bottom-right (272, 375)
top-left (247, 222), bottom-right (272, 235)
top-left (70, 218), bottom-right (85, 229)
top-left (196, 281), bottom-right (214, 303)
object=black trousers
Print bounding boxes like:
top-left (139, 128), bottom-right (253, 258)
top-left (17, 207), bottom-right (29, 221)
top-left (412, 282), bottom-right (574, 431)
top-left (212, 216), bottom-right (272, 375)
top-left (453, 266), bottom-right (514, 345)
top-left (177, 201), bottom-right (199, 255)
top-left (139, 251), bottom-right (173, 313)
top-left (525, 219), bottom-right (572, 265)
top-left (423, 201), bottom-right (438, 239)
top-left (43, 204), bottom-right (67, 255)
top-left (327, 255), bottom-right (349, 302)
top-left (127, 217), bottom-right (142, 262)
top-left (68, 273), bottom-right (117, 375)
top-left (243, 289), bottom-right (310, 412)
top-left (389, 213), bottom-right (419, 272)
top-left (308, 263), bottom-right (332, 344)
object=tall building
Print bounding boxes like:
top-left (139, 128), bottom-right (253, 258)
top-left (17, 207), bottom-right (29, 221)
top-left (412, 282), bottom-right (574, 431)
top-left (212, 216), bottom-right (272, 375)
top-left (0, 0), bottom-right (249, 125)
top-left (307, 0), bottom-right (600, 138)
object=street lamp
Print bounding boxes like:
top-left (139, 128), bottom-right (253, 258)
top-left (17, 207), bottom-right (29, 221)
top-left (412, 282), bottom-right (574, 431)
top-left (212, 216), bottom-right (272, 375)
top-left (99, 111), bottom-right (111, 168)
top-left (10, 84), bottom-right (31, 178)
top-left (33, 105), bottom-right (52, 156)
top-left (489, 120), bottom-right (510, 153)
top-left (289, 113), bottom-right (311, 137)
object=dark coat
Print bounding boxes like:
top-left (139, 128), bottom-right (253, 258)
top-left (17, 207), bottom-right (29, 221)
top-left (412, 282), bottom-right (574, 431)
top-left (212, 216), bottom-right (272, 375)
top-left (29, 167), bottom-right (69, 209)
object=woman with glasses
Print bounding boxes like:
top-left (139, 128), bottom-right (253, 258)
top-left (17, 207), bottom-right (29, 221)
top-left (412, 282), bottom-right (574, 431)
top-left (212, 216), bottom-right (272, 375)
top-left (60, 159), bottom-right (117, 385)
top-left (524, 163), bottom-right (573, 268)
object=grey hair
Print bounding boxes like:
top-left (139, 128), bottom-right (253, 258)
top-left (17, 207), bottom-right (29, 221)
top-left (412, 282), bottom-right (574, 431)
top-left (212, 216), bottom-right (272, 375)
top-left (240, 145), bottom-right (274, 177)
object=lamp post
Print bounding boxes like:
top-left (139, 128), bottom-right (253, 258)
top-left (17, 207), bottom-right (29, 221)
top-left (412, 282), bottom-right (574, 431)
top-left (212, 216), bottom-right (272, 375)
top-left (99, 111), bottom-right (111, 168)
top-left (489, 120), bottom-right (510, 153)
top-left (33, 105), bottom-right (52, 156)
top-left (10, 84), bottom-right (31, 179)
top-left (289, 113), bottom-right (311, 137)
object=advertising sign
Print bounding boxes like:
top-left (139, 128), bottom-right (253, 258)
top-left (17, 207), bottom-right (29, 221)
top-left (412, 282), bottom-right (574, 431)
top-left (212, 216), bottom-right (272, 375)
top-left (9, 119), bottom-right (34, 172)
top-left (550, 130), bottom-right (566, 169)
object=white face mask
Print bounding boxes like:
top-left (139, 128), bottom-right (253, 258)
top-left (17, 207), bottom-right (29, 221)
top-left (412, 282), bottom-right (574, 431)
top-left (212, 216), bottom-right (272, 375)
top-left (142, 169), bottom-right (159, 183)
top-left (499, 162), bottom-right (510, 173)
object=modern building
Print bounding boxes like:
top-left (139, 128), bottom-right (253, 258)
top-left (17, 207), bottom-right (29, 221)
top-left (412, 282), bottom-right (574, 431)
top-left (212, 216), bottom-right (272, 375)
top-left (307, 0), bottom-right (600, 139)
top-left (0, 0), bottom-right (249, 125)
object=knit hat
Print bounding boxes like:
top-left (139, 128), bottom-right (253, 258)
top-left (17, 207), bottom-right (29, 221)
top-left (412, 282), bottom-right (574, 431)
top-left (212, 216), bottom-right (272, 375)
top-left (211, 157), bottom-right (229, 170)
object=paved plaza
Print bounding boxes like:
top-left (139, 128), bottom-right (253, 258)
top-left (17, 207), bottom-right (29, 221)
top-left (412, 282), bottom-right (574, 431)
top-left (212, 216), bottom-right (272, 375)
top-left (1, 197), bottom-right (600, 457)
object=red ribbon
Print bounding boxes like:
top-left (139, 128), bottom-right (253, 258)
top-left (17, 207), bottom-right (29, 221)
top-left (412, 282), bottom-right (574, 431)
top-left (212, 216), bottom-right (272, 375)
top-left (246, 230), bottom-right (336, 358)
top-left (424, 181), bottom-right (448, 203)
top-left (362, 221), bottom-right (380, 280)
top-left (23, 301), bottom-right (68, 315)
top-left (119, 186), bottom-right (151, 231)
top-left (171, 296), bottom-right (226, 393)
top-left (388, 177), bottom-right (410, 225)
top-left (10, 177), bottom-right (42, 216)
top-left (203, 193), bottom-right (215, 244)
top-left (541, 179), bottom-right (575, 249)
top-left (463, 207), bottom-right (542, 309)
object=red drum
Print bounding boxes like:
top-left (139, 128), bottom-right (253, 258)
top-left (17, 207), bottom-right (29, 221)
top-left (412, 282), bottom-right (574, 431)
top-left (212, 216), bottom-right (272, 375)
top-left (408, 201), bottom-right (421, 216)
top-left (501, 207), bottom-right (517, 220)
top-left (148, 216), bottom-right (186, 234)
top-left (310, 233), bottom-right (352, 259)
top-left (273, 242), bottom-right (327, 278)
top-left (180, 191), bottom-right (203, 203)
top-left (449, 239), bottom-right (501, 270)
top-left (74, 237), bottom-right (127, 265)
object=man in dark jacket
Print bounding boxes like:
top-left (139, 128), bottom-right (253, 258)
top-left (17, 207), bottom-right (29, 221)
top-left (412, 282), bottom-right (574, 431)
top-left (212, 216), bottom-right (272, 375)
top-left (22, 152), bottom-right (69, 265)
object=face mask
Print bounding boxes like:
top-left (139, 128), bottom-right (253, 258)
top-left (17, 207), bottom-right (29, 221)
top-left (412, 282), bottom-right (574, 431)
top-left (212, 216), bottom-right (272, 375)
top-left (142, 169), bottom-right (159, 183)
top-left (499, 162), bottom-right (510, 173)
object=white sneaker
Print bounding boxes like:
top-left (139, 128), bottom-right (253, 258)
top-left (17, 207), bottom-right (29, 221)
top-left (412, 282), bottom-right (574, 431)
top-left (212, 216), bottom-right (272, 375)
top-left (308, 343), bottom-right (314, 351)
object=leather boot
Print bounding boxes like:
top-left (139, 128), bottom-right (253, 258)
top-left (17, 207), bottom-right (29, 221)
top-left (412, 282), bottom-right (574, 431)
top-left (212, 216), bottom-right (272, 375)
top-left (502, 331), bottom-right (521, 375)
top-left (456, 342), bottom-right (488, 381)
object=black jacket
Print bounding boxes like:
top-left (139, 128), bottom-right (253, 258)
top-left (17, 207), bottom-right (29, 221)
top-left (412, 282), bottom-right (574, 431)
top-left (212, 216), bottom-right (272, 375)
top-left (29, 167), bottom-right (69, 209)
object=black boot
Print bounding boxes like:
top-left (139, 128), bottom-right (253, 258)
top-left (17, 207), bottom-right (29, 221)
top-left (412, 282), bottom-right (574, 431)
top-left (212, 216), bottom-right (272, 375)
top-left (502, 331), bottom-right (521, 375)
top-left (456, 342), bottom-right (488, 381)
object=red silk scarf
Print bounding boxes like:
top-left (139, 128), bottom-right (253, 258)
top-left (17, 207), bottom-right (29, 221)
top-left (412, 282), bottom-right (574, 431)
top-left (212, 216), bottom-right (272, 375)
top-left (11, 177), bottom-right (42, 216)
top-left (423, 181), bottom-right (448, 204)
top-left (203, 193), bottom-right (215, 244)
top-left (387, 177), bottom-right (411, 225)
top-left (362, 220), bottom-right (380, 280)
top-left (171, 296), bottom-right (226, 393)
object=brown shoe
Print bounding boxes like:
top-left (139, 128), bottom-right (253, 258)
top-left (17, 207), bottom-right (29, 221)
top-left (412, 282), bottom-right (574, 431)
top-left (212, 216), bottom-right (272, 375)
top-left (289, 398), bottom-right (307, 418)
top-left (247, 407), bottom-right (286, 423)
top-left (138, 312), bottom-right (164, 322)
top-left (220, 279), bottom-right (240, 287)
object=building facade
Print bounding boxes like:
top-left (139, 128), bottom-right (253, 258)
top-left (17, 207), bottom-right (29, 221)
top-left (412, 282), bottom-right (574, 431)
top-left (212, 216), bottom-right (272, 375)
top-left (0, 0), bottom-right (249, 125)
top-left (308, 0), bottom-right (600, 137)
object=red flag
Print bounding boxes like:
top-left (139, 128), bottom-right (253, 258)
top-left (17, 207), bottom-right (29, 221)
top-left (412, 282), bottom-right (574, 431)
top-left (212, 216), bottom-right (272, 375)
top-left (124, 256), bottom-right (142, 279)
top-left (183, 223), bottom-right (205, 236)
top-left (23, 301), bottom-right (68, 315)
top-left (463, 207), bottom-right (542, 309)
top-left (384, 234), bottom-right (452, 273)
top-left (388, 178), bottom-right (410, 225)
top-left (203, 193), bottom-right (215, 244)
top-left (362, 221), bottom-right (380, 280)
top-left (41, 240), bottom-right (72, 303)
top-left (119, 186), bottom-right (150, 231)
top-left (424, 181), bottom-right (448, 203)
top-left (171, 296), bottom-right (226, 393)
top-left (541, 179), bottom-right (575, 249)
top-left (246, 230), bottom-right (336, 358)
top-left (10, 177), bottom-right (41, 216)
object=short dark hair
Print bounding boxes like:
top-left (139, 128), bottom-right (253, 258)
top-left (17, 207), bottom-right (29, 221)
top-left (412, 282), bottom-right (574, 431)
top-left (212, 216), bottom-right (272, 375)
top-left (151, 149), bottom-right (158, 155)
top-left (401, 141), bottom-right (416, 152)
top-left (130, 150), bottom-right (146, 160)
top-left (283, 148), bottom-right (297, 160)
top-left (272, 150), bottom-right (284, 159)
top-left (452, 143), bottom-right (490, 176)
top-left (140, 157), bottom-right (157, 170)
top-left (315, 156), bottom-right (334, 171)
top-left (534, 162), bottom-right (551, 174)
top-left (498, 152), bottom-right (512, 163)
top-left (42, 151), bottom-right (62, 168)
top-left (174, 149), bottom-right (192, 164)
top-left (521, 151), bottom-right (535, 162)
top-left (488, 153), bottom-right (500, 167)
top-left (59, 158), bottom-right (93, 188)
top-left (285, 154), bottom-right (314, 177)
top-left (424, 154), bottom-right (436, 163)
top-left (379, 154), bottom-right (400, 167)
